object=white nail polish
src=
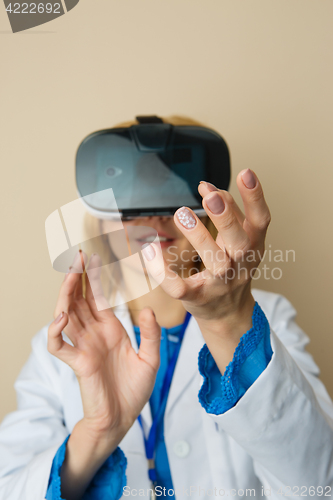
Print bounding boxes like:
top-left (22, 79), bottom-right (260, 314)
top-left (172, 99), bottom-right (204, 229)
top-left (177, 207), bottom-right (197, 229)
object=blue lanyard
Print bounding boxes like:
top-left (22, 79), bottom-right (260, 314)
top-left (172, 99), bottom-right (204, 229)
top-left (137, 311), bottom-right (191, 485)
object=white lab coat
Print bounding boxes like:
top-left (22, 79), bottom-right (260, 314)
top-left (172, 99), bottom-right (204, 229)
top-left (0, 288), bottom-right (333, 500)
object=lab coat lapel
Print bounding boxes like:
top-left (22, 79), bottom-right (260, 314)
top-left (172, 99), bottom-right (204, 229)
top-left (165, 315), bottom-right (205, 415)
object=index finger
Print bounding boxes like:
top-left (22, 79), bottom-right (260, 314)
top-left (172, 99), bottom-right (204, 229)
top-left (73, 249), bottom-right (87, 300)
top-left (85, 253), bottom-right (116, 320)
top-left (53, 251), bottom-right (87, 319)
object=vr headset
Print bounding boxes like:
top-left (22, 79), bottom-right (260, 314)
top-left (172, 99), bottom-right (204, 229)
top-left (76, 115), bottom-right (230, 219)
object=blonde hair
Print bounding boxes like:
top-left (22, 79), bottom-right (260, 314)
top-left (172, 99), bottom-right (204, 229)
top-left (84, 115), bottom-right (218, 305)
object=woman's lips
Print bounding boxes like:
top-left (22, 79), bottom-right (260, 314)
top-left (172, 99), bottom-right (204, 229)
top-left (135, 231), bottom-right (176, 248)
top-left (158, 239), bottom-right (176, 248)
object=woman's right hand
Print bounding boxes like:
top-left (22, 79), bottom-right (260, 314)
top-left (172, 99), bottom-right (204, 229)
top-left (48, 251), bottom-right (161, 447)
top-left (48, 251), bottom-right (161, 499)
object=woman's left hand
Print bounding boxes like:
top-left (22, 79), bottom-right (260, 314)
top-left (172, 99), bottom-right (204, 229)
top-left (141, 169), bottom-right (271, 373)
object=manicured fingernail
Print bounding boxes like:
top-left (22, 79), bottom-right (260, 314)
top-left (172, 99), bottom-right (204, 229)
top-left (206, 193), bottom-right (225, 215)
top-left (199, 181), bottom-right (218, 192)
top-left (142, 243), bottom-right (156, 261)
top-left (176, 207), bottom-right (197, 229)
top-left (241, 169), bottom-right (256, 189)
top-left (55, 312), bottom-right (64, 324)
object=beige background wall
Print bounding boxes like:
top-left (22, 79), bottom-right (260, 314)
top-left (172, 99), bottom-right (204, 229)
top-left (1, 0), bottom-right (333, 422)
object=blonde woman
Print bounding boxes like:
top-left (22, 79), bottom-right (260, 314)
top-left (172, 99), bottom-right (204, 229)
top-left (1, 117), bottom-right (333, 500)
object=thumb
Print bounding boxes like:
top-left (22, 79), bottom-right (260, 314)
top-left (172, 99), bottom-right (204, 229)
top-left (137, 308), bottom-right (161, 372)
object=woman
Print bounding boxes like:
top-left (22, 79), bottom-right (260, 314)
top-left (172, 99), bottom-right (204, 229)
top-left (1, 116), bottom-right (333, 500)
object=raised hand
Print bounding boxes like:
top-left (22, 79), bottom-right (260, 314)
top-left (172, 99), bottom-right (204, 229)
top-left (48, 252), bottom-right (161, 499)
top-left (141, 169), bottom-right (271, 374)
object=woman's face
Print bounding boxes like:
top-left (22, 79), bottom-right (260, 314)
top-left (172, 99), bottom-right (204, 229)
top-left (102, 215), bottom-right (208, 278)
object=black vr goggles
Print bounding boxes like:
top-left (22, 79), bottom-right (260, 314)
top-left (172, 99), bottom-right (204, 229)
top-left (76, 115), bottom-right (230, 219)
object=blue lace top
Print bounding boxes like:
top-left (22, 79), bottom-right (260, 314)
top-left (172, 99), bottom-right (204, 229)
top-left (45, 302), bottom-right (272, 499)
top-left (45, 435), bottom-right (126, 500)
